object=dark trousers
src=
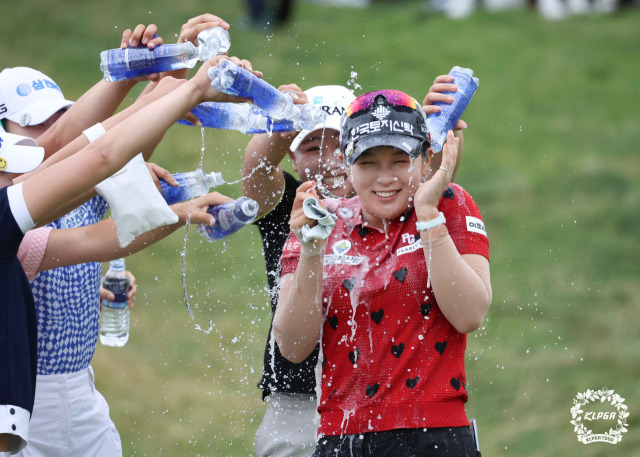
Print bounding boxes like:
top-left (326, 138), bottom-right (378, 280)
top-left (314, 426), bottom-right (480, 457)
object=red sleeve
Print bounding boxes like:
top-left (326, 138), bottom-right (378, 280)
top-left (437, 184), bottom-right (490, 261)
top-left (279, 231), bottom-right (302, 276)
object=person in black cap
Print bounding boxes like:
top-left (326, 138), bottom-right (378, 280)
top-left (274, 89), bottom-right (491, 456)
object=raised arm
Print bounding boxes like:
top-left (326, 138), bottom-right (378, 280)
top-left (273, 182), bottom-right (327, 363)
top-left (422, 74), bottom-right (467, 181)
top-left (415, 131), bottom-right (492, 334)
top-left (242, 84), bottom-right (307, 216)
top-left (21, 56), bottom-right (255, 228)
top-left (36, 24), bottom-right (165, 157)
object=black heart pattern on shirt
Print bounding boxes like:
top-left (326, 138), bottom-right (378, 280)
top-left (435, 341), bottom-right (447, 355)
top-left (328, 315), bottom-right (338, 330)
top-left (391, 343), bottom-right (404, 359)
top-left (348, 348), bottom-right (360, 365)
top-left (442, 186), bottom-right (455, 199)
top-left (393, 267), bottom-right (407, 282)
top-left (450, 377), bottom-right (461, 391)
top-left (405, 376), bottom-right (420, 390)
top-left (357, 225), bottom-right (369, 238)
top-left (371, 309), bottom-right (384, 325)
top-left (342, 278), bottom-right (357, 292)
top-left (366, 383), bottom-right (379, 398)
top-left (420, 302), bottom-right (432, 317)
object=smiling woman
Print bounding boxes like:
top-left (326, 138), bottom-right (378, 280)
top-left (274, 90), bottom-right (492, 457)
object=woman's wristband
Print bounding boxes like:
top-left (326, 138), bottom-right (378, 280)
top-left (416, 211), bottom-right (446, 231)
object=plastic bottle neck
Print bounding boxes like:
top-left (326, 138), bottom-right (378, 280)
top-left (203, 171), bottom-right (224, 189)
top-left (110, 258), bottom-right (126, 271)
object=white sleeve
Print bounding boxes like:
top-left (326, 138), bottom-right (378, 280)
top-left (7, 182), bottom-right (35, 234)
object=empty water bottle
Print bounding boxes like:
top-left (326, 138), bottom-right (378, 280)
top-left (100, 27), bottom-right (231, 82)
top-left (426, 66), bottom-right (479, 152)
top-left (197, 197), bottom-right (259, 242)
top-left (99, 259), bottom-right (131, 347)
top-left (177, 102), bottom-right (327, 134)
top-left (160, 169), bottom-right (225, 205)
top-left (208, 59), bottom-right (300, 121)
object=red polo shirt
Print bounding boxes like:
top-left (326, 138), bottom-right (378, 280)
top-left (280, 183), bottom-right (489, 436)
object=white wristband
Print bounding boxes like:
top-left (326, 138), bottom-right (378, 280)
top-left (416, 211), bottom-right (446, 231)
top-left (83, 123), bottom-right (107, 143)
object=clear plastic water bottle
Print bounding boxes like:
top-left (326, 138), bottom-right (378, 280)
top-left (160, 169), bottom-right (225, 205)
top-left (176, 102), bottom-right (327, 134)
top-left (426, 66), bottom-right (479, 152)
top-left (99, 259), bottom-right (131, 347)
top-left (208, 59), bottom-right (300, 121)
top-left (197, 197), bottom-right (259, 242)
top-left (100, 27), bottom-right (231, 82)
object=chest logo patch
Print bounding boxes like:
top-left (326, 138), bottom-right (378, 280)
top-left (332, 239), bottom-right (352, 255)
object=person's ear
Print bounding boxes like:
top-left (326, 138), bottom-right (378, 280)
top-left (288, 150), bottom-right (299, 173)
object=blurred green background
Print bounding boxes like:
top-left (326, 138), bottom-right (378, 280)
top-left (2, 0), bottom-right (639, 455)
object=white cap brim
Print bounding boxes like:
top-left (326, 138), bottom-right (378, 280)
top-left (0, 132), bottom-right (44, 173)
top-left (290, 113), bottom-right (342, 152)
top-left (6, 98), bottom-right (74, 126)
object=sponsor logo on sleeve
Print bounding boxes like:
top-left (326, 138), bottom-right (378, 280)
top-left (466, 216), bottom-right (487, 237)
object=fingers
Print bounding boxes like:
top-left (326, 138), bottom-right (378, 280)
top-left (181, 112), bottom-right (201, 126)
top-left (179, 14), bottom-right (230, 44)
top-left (439, 130), bottom-right (458, 180)
top-left (100, 285), bottom-right (115, 302)
top-left (126, 272), bottom-right (137, 310)
top-left (190, 208), bottom-right (218, 226)
top-left (151, 162), bottom-right (177, 186)
top-left (129, 24), bottom-right (147, 47)
top-left (454, 119), bottom-right (467, 130)
top-left (278, 84), bottom-right (308, 105)
top-left (141, 24), bottom-right (158, 46)
top-left (146, 163), bottom-right (162, 191)
top-left (121, 29), bottom-right (133, 48)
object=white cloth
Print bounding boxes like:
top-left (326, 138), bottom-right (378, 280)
top-left (95, 153), bottom-right (178, 247)
top-left (6, 183), bottom-right (34, 234)
top-left (300, 197), bottom-right (336, 243)
top-left (254, 393), bottom-right (317, 457)
top-left (14, 367), bottom-right (122, 457)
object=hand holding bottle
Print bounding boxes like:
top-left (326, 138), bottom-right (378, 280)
top-left (171, 191), bottom-right (232, 225)
top-left (422, 74), bottom-right (468, 131)
top-left (192, 56), bottom-right (261, 104)
top-left (114, 23), bottom-right (165, 82)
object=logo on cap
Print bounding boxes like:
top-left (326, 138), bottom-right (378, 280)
top-left (17, 84), bottom-right (32, 97)
top-left (0, 157), bottom-right (7, 171)
top-left (372, 105), bottom-right (391, 120)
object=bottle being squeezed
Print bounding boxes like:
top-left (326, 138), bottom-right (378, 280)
top-left (426, 66), bottom-right (479, 152)
top-left (100, 27), bottom-right (231, 82)
top-left (208, 59), bottom-right (301, 121)
top-left (160, 169), bottom-right (225, 205)
top-left (177, 102), bottom-right (327, 134)
top-left (197, 197), bottom-right (259, 242)
top-left (99, 259), bottom-right (131, 347)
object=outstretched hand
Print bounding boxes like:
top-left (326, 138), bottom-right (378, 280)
top-left (414, 130), bottom-right (458, 220)
top-left (192, 56), bottom-right (262, 103)
top-left (172, 191), bottom-right (233, 226)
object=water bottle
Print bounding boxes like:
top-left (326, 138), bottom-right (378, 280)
top-left (160, 169), bottom-right (225, 205)
top-left (426, 66), bottom-right (479, 152)
top-left (99, 259), bottom-right (131, 347)
top-left (176, 102), bottom-right (327, 134)
top-left (197, 197), bottom-right (259, 242)
top-left (100, 27), bottom-right (231, 82)
top-left (208, 59), bottom-right (300, 121)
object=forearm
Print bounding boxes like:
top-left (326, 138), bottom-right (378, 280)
top-left (273, 258), bottom-right (325, 363)
top-left (242, 133), bottom-right (290, 215)
top-left (23, 81), bottom-right (203, 226)
top-left (37, 79), bottom-right (137, 157)
top-left (421, 227), bottom-right (491, 334)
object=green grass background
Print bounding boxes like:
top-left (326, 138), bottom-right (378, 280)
top-left (2, 1), bottom-right (639, 455)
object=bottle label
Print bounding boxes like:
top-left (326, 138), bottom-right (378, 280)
top-left (102, 276), bottom-right (130, 309)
